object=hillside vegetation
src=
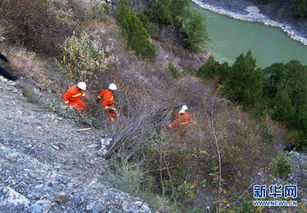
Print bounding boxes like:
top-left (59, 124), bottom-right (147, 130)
top-left (251, 0), bottom-right (307, 18)
top-left (198, 52), bottom-right (307, 150)
top-left (0, 0), bottom-right (305, 212)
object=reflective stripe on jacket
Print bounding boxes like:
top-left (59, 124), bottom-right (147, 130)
top-left (169, 112), bottom-right (196, 128)
top-left (98, 89), bottom-right (115, 108)
top-left (62, 85), bottom-right (86, 103)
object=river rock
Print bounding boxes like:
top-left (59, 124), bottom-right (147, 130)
top-left (0, 186), bottom-right (30, 207)
top-left (100, 137), bottom-right (113, 146)
top-left (28, 199), bottom-right (52, 213)
top-left (54, 192), bottom-right (70, 203)
top-left (86, 201), bottom-right (106, 213)
top-left (122, 200), bottom-right (129, 211)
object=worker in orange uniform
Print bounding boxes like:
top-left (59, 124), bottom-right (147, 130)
top-left (62, 82), bottom-right (88, 113)
top-left (97, 83), bottom-right (118, 123)
top-left (168, 105), bottom-right (197, 137)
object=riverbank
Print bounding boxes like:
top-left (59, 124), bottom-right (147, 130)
top-left (192, 0), bottom-right (307, 46)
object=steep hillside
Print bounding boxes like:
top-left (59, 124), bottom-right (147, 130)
top-left (0, 76), bottom-right (151, 212)
top-left (0, 0), bottom-right (306, 212)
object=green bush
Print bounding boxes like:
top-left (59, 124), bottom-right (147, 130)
top-left (272, 152), bottom-right (292, 178)
top-left (146, 0), bottom-right (190, 25)
top-left (137, 12), bottom-right (159, 39)
top-left (146, 0), bottom-right (174, 24)
top-left (56, 31), bottom-right (114, 79)
top-left (230, 199), bottom-right (253, 213)
top-left (259, 124), bottom-right (273, 143)
top-left (91, 0), bottom-right (110, 20)
top-left (107, 154), bottom-right (178, 211)
top-left (168, 63), bottom-right (180, 78)
top-left (116, 0), bottom-right (156, 60)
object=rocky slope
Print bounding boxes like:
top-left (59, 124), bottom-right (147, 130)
top-left (0, 76), bottom-right (151, 213)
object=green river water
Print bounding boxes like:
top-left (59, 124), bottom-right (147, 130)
top-left (193, 5), bottom-right (307, 68)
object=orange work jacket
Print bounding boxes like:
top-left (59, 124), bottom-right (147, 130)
top-left (169, 112), bottom-right (196, 128)
top-left (98, 89), bottom-right (115, 108)
top-left (62, 85), bottom-right (87, 104)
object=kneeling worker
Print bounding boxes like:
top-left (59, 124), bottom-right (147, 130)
top-left (97, 83), bottom-right (118, 123)
top-left (168, 105), bottom-right (197, 137)
top-left (62, 82), bottom-right (87, 113)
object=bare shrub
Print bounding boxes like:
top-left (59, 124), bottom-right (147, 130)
top-left (0, 0), bottom-right (73, 56)
top-left (106, 95), bottom-right (173, 158)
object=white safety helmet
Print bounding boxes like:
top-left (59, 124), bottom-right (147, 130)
top-left (109, 83), bottom-right (117, 91)
top-left (77, 82), bottom-right (86, 90)
top-left (179, 105), bottom-right (188, 113)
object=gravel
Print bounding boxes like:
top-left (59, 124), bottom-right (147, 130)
top-left (0, 76), bottom-right (151, 212)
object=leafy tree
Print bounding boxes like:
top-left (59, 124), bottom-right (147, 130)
top-left (181, 12), bottom-right (209, 52)
top-left (146, 0), bottom-right (173, 24)
top-left (263, 61), bottom-right (307, 148)
top-left (146, 0), bottom-right (190, 25)
top-left (197, 56), bottom-right (230, 81)
top-left (263, 61), bottom-right (307, 116)
top-left (137, 12), bottom-right (159, 39)
top-left (171, 0), bottom-right (190, 23)
top-left (145, 0), bottom-right (208, 52)
top-left (116, 0), bottom-right (156, 60)
top-left (221, 51), bottom-right (264, 109)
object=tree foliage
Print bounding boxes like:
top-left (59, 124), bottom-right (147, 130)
top-left (263, 60), bottom-right (307, 148)
top-left (198, 52), bottom-right (307, 149)
top-left (116, 0), bottom-right (156, 60)
top-left (145, 0), bottom-right (208, 52)
top-left (222, 51), bottom-right (264, 110)
top-left (57, 31), bottom-right (115, 79)
top-left (181, 12), bottom-right (208, 52)
top-left (197, 56), bottom-right (230, 81)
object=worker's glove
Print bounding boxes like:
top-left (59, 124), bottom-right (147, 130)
top-left (96, 98), bottom-right (100, 104)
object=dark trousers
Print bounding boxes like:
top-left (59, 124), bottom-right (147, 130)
top-left (0, 66), bottom-right (18, 81)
